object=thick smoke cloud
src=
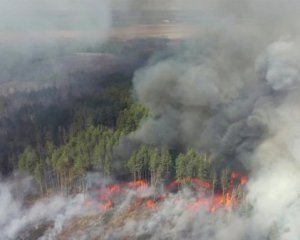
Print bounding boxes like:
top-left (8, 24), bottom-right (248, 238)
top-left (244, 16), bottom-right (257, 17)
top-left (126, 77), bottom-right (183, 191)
top-left (124, 0), bottom-right (300, 239)
top-left (129, 0), bottom-right (300, 155)
top-left (130, 32), bottom-right (265, 159)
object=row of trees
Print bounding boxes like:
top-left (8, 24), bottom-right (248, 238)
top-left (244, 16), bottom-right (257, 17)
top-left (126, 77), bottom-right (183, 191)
top-left (127, 146), bottom-right (233, 196)
top-left (18, 126), bottom-right (121, 194)
top-left (18, 102), bottom-right (149, 195)
top-left (127, 145), bottom-right (172, 186)
top-left (18, 127), bottom-right (235, 197)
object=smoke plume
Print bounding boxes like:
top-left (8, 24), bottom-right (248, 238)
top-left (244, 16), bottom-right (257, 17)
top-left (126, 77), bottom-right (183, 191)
top-left (124, 0), bottom-right (300, 239)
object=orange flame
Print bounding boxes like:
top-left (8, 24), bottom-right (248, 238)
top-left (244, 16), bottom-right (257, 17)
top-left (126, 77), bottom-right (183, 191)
top-left (127, 180), bottom-right (149, 191)
top-left (98, 200), bottom-right (114, 212)
top-left (146, 200), bottom-right (156, 209)
top-left (167, 178), bottom-right (211, 192)
top-left (241, 176), bottom-right (247, 186)
top-left (85, 171), bottom-right (248, 215)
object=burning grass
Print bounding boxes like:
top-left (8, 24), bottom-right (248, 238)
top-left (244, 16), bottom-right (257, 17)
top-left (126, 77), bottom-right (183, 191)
top-left (84, 171), bottom-right (247, 215)
top-left (54, 172), bottom-right (248, 239)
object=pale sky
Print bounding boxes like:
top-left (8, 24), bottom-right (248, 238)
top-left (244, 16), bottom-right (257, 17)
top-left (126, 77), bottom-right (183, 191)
top-left (111, 0), bottom-right (207, 11)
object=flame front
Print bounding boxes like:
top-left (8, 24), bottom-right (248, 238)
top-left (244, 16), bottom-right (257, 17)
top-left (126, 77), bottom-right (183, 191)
top-left (84, 172), bottom-right (247, 214)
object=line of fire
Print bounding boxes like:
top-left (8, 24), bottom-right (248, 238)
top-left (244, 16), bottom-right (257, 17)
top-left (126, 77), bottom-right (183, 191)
top-left (84, 171), bottom-right (248, 214)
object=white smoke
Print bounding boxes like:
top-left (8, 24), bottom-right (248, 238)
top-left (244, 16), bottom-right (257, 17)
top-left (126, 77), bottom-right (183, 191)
top-left (0, 178), bottom-right (85, 240)
top-left (256, 39), bottom-right (300, 90)
top-left (246, 85), bottom-right (300, 239)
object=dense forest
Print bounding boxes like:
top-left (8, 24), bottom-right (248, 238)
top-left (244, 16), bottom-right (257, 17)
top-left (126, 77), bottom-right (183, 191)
top-left (0, 39), bottom-right (241, 199)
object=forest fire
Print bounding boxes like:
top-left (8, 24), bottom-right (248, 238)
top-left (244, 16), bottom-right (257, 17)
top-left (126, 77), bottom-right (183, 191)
top-left (84, 172), bottom-right (247, 214)
top-left (185, 172), bottom-right (246, 213)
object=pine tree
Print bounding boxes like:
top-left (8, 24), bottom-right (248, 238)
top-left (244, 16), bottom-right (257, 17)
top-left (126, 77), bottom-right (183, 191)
top-left (185, 149), bottom-right (198, 178)
top-left (221, 168), bottom-right (230, 197)
top-left (160, 148), bottom-right (172, 181)
top-left (19, 146), bottom-right (39, 175)
top-left (19, 146), bottom-right (44, 193)
top-left (209, 168), bottom-right (217, 196)
top-left (176, 153), bottom-right (187, 180)
top-left (149, 147), bottom-right (160, 186)
top-left (197, 154), bottom-right (211, 181)
top-left (127, 145), bottom-right (150, 181)
top-left (128, 151), bottom-right (139, 181)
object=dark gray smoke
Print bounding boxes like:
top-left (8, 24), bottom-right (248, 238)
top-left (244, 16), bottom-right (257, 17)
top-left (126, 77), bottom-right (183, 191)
top-left (125, 0), bottom-right (300, 239)
top-left (128, 1), bottom-right (299, 158)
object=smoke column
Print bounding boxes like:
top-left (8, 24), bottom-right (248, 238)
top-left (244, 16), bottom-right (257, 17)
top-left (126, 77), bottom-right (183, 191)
top-left (124, 0), bottom-right (300, 239)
